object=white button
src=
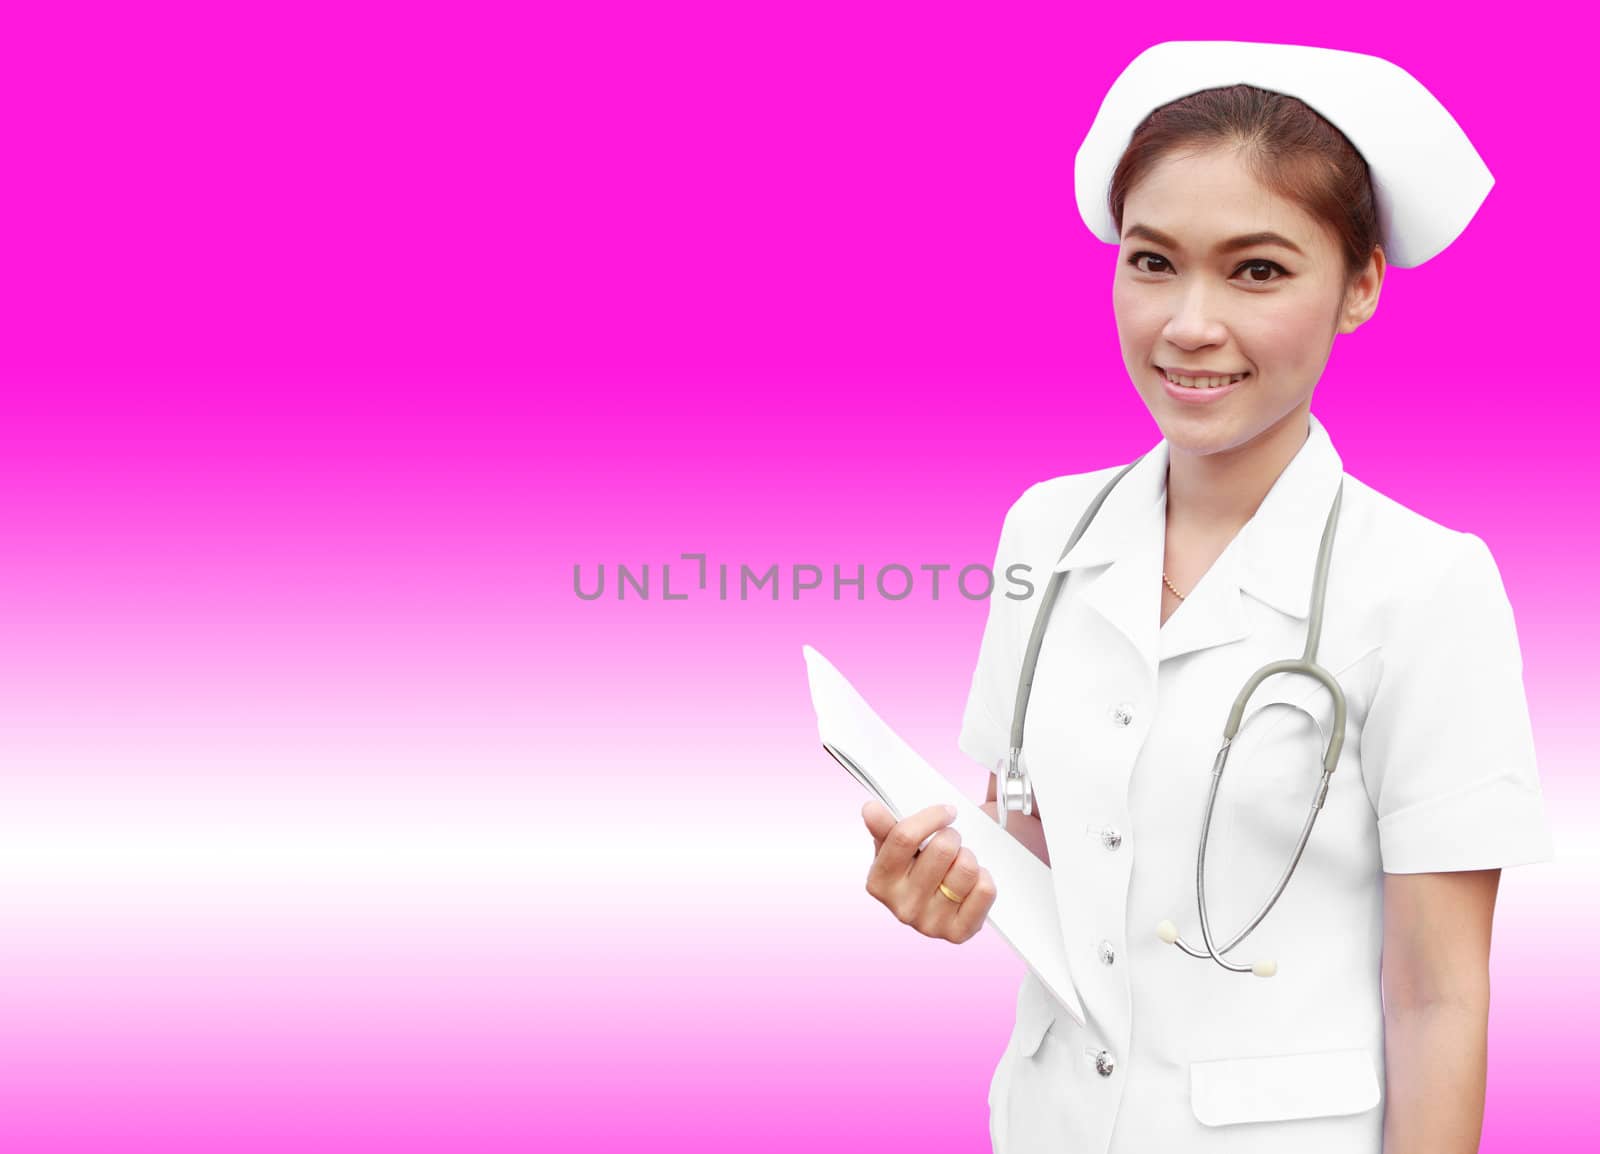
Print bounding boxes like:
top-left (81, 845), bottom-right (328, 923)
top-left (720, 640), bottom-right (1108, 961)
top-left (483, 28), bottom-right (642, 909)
top-left (1108, 702), bottom-right (1135, 727)
top-left (1098, 940), bottom-right (1116, 965)
top-left (1100, 825), bottom-right (1122, 851)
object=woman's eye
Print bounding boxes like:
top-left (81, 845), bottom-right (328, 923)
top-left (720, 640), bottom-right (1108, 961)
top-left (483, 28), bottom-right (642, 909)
top-left (1236, 259), bottom-right (1287, 284)
top-left (1127, 251), bottom-right (1170, 274)
top-left (1124, 251), bottom-right (1288, 285)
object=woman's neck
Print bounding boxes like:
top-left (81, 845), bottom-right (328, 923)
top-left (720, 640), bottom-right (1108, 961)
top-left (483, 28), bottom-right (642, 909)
top-left (1164, 412), bottom-right (1312, 537)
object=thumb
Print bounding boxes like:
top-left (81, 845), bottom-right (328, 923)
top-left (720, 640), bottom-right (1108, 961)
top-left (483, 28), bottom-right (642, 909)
top-left (861, 799), bottom-right (895, 849)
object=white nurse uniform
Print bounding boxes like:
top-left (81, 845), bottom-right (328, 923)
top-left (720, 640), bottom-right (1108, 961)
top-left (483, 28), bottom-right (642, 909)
top-left (959, 412), bottom-right (1555, 1154)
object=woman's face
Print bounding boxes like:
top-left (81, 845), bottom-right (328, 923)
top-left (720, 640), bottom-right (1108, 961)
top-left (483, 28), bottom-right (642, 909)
top-left (1112, 144), bottom-right (1381, 460)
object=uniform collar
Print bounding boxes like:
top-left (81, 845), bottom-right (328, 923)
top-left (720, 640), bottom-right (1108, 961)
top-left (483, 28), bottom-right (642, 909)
top-left (1231, 413), bottom-right (1346, 620)
top-left (1049, 413), bottom-right (1344, 665)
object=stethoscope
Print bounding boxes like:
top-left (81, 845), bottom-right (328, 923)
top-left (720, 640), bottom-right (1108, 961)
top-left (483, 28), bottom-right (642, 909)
top-left (997, 453), bottom-right (1348, 977)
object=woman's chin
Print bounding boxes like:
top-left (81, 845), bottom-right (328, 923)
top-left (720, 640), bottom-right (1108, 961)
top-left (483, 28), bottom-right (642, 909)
top-left (1153, 417), bottom-right (1251, 458)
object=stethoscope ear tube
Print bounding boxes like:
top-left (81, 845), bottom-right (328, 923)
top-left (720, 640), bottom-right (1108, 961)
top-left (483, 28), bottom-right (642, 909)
top-left (1180, 476), bottom-right (1348, 975)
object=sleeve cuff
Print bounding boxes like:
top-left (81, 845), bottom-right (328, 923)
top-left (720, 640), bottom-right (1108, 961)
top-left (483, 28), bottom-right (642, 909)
top-left (958, 702), bottom-right (1007, 773)
top-left (1378, 770), bottom-right (1556, 873)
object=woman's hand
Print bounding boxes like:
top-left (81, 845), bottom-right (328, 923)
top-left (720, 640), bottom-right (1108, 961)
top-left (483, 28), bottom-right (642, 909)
top-left (861, 800), bottom-right (997, 944)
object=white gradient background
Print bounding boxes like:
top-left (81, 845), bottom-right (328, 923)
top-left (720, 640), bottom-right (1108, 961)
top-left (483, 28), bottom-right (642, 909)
top-left (2, 4), bottom-right (1596, 1151)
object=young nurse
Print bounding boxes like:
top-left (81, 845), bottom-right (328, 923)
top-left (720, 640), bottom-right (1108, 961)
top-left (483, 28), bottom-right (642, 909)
top-left (860, 40), bottom-right (1554, 1154)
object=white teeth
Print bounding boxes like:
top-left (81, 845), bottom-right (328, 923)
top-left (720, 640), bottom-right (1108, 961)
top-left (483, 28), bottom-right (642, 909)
top-left (1163, 368), bottom-right (1246, 389)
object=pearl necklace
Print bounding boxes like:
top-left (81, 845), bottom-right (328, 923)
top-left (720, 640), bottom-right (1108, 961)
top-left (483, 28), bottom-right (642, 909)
top-left (1162, 571), bottom-right (1187, 600)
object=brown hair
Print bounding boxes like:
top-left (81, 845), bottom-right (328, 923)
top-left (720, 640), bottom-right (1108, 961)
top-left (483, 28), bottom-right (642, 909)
top-left (1108, 84), bottom-right (1381, 289)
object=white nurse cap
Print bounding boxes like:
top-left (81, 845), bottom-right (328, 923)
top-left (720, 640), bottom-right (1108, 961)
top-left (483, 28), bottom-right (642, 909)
top-left (1074, 41), bottom-right (1495, 268)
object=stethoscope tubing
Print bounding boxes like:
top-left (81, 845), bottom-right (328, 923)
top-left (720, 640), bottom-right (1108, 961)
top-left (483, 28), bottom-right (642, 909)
top-left (1002, 452), bottom-right (1348, 976)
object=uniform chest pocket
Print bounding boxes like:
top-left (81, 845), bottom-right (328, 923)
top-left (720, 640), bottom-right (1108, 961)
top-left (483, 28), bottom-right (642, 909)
top-left (1220, 679), bottom-right (1343, 813)
top-left (1189, 1047), bottom-right (1381, 1126)
top-left (1232, 677), bottom-right (1338, 754)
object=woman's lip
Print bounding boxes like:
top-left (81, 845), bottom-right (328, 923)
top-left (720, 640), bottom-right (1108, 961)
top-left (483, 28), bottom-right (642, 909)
top-left (1159, 367), bottom-right (1244, 403)
top-left (1158, 366), bottom-right (1250, 379)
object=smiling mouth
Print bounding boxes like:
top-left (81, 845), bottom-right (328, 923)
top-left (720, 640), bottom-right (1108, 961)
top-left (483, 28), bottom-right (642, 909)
top-left (1158, 366), bottom-right (1250, 389)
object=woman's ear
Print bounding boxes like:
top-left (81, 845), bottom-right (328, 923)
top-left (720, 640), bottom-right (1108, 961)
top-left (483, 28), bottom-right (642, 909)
top-left (1335, 246), bottom-right (1386, 335)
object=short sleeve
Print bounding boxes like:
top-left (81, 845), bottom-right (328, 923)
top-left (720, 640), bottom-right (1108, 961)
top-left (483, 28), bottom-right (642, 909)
top-left (957, 487), bottom-right (1034, 774)
top-left (1361, 532), bottom-right (1555, 873)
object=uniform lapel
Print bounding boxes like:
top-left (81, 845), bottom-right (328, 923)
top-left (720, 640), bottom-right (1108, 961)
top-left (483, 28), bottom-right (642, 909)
top-left (1049, 442), bottom-right (1168, 673)
top-left (1050, 414), bottom-right (1346, 667)
top-left (1157, 545), bottom-right (1251, 662)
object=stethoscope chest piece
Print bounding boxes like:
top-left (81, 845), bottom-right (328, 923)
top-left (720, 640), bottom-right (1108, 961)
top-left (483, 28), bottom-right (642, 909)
top-left (996, 747), bottom-right (1033, 831)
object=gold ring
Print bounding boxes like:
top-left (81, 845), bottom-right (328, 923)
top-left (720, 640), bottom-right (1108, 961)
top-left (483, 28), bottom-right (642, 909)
top-left (938, 882), bottom-right (965, 904)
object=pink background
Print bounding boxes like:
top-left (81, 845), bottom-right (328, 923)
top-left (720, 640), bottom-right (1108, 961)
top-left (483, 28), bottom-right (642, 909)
top-left (2, 4), bottom-right (1594, 1151)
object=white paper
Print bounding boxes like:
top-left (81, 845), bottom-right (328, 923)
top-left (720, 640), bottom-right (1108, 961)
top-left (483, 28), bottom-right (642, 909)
top-left (803, 643), bottom-right (1085, 1027)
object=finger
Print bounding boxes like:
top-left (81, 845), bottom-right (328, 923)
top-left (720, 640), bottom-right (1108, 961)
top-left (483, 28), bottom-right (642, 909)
top-left (889, 827), bottom-right (962, 928)
top-left (947, 867), bottom-right (997, 943)
top-left (915, 845), bottom-right (972, 934)
top-left (873, 803), bottom-right (958, 880)
top-left (907, 825), bottom-right (964, 897)
top-left (861, 800), bottom-right (895, 854)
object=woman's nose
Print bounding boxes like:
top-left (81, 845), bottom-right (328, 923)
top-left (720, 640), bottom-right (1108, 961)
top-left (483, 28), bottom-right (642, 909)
top-left (1162, 281), bottom-right (1229, 346)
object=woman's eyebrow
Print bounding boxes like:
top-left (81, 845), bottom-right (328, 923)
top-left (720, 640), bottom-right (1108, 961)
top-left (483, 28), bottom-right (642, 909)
top-left (1124, 223), bottom-right (1306, 257)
